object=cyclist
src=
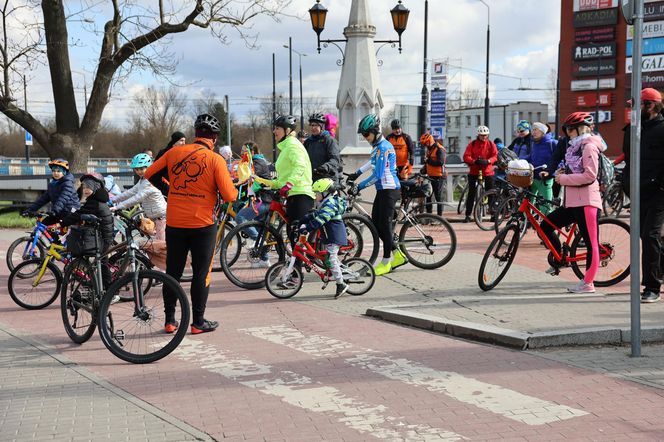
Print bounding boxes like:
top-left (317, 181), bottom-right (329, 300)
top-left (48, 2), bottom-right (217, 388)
top-left (110, 153), bottom-right (167, 240)
top-left (243, 141), bottom-right (274, 179)
top-left (508, 120), bottom-right (534, 160)
top-left (304, 112), bottom-right (341, 183)
top-left (419, 133), bottom-right (446, 216)
top-left (541, 112), bottom-right (602, 294)
top-left (145, 113), bottom-right (237, 335)
top-left (298, 178), bottom-right (349, 298)
top-left (386, 119), bottom-right (414, 179)
top-left (348, 114), bottom-right (405, 276)
top-left (526, 122), bottom-right (557, 215)
top-left (23, 158), bottom-right (80, 226)
top-left (152, 131), bottom-right (186, 197)
top-left (462, 126), bottom-right (498, 223)
top-left (325, 113), bottom-right (338, 138)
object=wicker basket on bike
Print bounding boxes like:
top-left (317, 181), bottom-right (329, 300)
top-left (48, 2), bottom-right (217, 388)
top-left (506, 161), bottom-right (534, 189)
top-left (400, 178), bottom-right (433, 199)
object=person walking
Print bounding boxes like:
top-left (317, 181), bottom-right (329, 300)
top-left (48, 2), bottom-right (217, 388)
top-left (386, 119), bottom-right (414, 179)
top-left (508, 120), bottom-right (534, 160)
top-left (622, 88), bottom-right (664, 303)
top-left (145, 114), bottom-right (237, 335)
top-left (419, 133), bottom-right (446, 216)
top-left (527, 122), bottom-right (557, 215)
top-left (304, 112), bottom-right (341, 183)
top-left (462, 126), bottom-right (498, 223)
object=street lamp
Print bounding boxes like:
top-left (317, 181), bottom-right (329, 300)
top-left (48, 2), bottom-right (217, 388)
top-left (478, 0), bottom-right (490, 127)
top-left (283, 44), bottom-right (307, 130)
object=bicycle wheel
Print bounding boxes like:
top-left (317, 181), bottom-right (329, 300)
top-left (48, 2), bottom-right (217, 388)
top-left (61, 258), bottom-right (98, 344)
top-left (570, 218), bottom-right (630, 287)
top-left (342, 258), bottom-right (375, 295)
top-left (342, 213), bottom-right (379, 264)
top-left (493, 197), bottom-right (529, 239)
top-left (602, 183), bottom-right (624, 218)
top-left (6, 236), bottom-right (45, 272)
top-left (213, 221), bottom-right (236, 271)
top-left (398, 213), bottom-right (457, 269)
top-left (474, 188), bottom-right (500, 231)
top-left (109, 251), bottom-right (154, 302)
top-left (456, 185), bottom-right (467, 215)
top-left (8, 258), bottom-right (62, 310)
top-left (478, 224), bottom-right (521, 291)
top-left (265, 261), bottom-right (303, 299)
top-left (221, 221), bottom-right (286, 289)
top-left (98, 270), bottom-right (190, 364)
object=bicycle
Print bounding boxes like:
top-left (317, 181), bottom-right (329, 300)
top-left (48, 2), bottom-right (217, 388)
top-left (265, 234), bottom-right (375, 299)
top-left (602, 167), bottom-right (627, 218)
top-left (61, 214), bottom-right (190, 364)
top-left (6, 212), bottom-right (61, 272)
top-left (211, 200), bottom-right (237, 271)
top-left (478, 187), bottom-right (631, 291)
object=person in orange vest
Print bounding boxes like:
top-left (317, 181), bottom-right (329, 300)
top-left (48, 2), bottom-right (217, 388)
top-left (419, 133), bottom-right (446, 216)
top-left (386, 119), bottom-right (414, 179)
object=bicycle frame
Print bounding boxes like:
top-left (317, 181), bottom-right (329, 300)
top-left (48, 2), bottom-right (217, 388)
top-left (283, 235), bottom-right (333, 283)
top-left (23, 218), bottom-right (57, 259)
top-left (31, 242), bottom-right (67, 286)
top-left (214, 202), bottom-right (237, 248)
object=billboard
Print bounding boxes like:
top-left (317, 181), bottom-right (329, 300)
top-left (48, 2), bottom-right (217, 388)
top-left (575, 26), bottom-right (615, 42)
top-left (576, 92), bottom-right (613, 107)
top-left (626, 71), bottom-right (664, 88)
top-left (627, 20), bottom-right (664, 39)
top-left (430, 89), bottom-right (446, 140)
top-left (431, 60), bottom-right (447, 90)
top-left (645, 1), bottom-right (664, 21)
top-left (573, 0), bottom-right (618, 11)
top-left (573, 8), bottom-right (618, 27)
top-left (626, 36), bottom-right (664, 56)
top-left (573, 59), bottom-right (617, 76)
top-left (571, 78), bottom-right (616, 90)
top-left (573, 42), bottom-right (616, 60)
top-left (626, 54), bottom-right (664, 72)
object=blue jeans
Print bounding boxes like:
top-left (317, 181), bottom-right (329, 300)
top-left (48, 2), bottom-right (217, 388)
top-left (235, 203), bottom-right (270, 261)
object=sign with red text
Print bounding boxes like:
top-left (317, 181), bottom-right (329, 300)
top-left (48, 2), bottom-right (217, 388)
top-left (576, 93), bottom-right (613, 107)
top-left (574, 0), bottom-right (619, 11)
top-left (575, 26), bottom-right (616, 42)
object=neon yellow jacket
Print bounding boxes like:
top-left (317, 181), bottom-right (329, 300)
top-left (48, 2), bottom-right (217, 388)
top-left (270, 134), bottom-right (315, 199)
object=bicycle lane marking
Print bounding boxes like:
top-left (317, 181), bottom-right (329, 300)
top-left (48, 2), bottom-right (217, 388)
top-left (239, 325), bottom-right (588, 426)
top-left (171, 337), bottom-right (467, 441)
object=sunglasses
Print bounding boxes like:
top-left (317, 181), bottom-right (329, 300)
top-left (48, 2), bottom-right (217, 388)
top-left (517, 129), bottom-right (527, 133)
top-left (361, 132), bottom-right (371, 138)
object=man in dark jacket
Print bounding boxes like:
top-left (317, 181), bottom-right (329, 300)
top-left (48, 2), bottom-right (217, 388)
top-left (25, 158), bottom-right (80, 225)
top-left (304, 112), bottom-right (341, 183)
top-left (623, 88), bottom-right (664, 303)
top-left (151, 131), bottom-right (186, 196)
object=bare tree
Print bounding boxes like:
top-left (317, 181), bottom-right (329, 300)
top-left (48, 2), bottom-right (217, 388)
top-left (193, 92), bottom-right (231, 145)
top-left (460, 88), bottom-right (484, 109)
top-left (546, 68), bottom-right (558, 108)
top-left (258, 93), bottom-right (288, 127)
top-left (302, 96), bottom-right (335, 121)
top-left (129, 86), bottom-right (187, 149)
top-left (0, 1), bottom-right (291, 171)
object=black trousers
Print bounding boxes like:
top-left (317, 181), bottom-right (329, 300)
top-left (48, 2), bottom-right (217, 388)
top-left (286, 194), bottom-right (315, 249)
top-left (372, 189), bottom-right (401, 259)
top-left (164, 224), bottom-right (216, 325)
top-left (641, 201), bottom-right (664, 293)
top-left (540, 206), bottom-right (598, 272)
top-left (426, 177), bottom-right (445, 216)
top-left (465, 174), bottom-right (494, 217)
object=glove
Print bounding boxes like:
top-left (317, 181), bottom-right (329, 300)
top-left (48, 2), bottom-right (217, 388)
top-left (315, 166), bottom-right (328, 176)
top-left (279, 182), bottom-right (293, 197)
top-left (298, 224), bottom-right (309, 234)
top-left (475, 159), bottom-right (489, 166)
top-left (346, 171), bottom-right (361, 181)
top-left (348, 184), bottom-right (359, 196)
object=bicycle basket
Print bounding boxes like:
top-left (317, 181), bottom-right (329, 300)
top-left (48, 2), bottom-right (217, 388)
top-left (66, 226), bottom-right (100, 257)
top-left (401, 179), bottom-right (432, 198)
top-left (507, 166), bottom-right (533, 188)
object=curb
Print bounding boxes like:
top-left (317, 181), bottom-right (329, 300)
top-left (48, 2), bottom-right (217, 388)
top-left (365, 306), bottom-right (664, 350)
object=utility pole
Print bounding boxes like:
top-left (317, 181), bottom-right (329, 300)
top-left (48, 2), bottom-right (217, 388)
top-left (23, 75), bottom-right (29, 162)
top-left (288, 36), bottom-right (294, 115)
top-left (224, 95), bottom-right (231, 147)
top-left (272, 53), bottom-right (277, 161)
top-left (419, 0), bottom-right (429, 161)
top-left (299, 57), bottom-right (304, 131)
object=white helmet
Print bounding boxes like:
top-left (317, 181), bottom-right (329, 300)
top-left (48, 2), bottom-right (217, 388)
top-left (477, 125), bottom-right (490, 135)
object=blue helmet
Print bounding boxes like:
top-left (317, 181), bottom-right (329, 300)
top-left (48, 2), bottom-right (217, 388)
top-left (131, 153), bottom-right (152, 169)
top-left (516, 120), bottom-right (530, 132)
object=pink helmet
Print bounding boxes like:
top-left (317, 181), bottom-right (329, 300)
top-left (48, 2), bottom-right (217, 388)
top-left (324, 114), bottom-right (338, 136)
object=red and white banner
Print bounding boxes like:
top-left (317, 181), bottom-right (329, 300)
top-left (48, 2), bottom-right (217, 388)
top-left (576, 93), bottom-right (612, 107)
top-left (573, 0), bottom-right (618, 12)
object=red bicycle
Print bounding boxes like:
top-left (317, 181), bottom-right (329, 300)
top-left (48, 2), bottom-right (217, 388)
top-left (265, 234), bottom-right (375, 299)
top-left (478, 188), bottom-right (630, 291)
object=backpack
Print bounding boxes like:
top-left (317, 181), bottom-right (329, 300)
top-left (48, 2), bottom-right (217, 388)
top-left (597, 151), bottom-right (615, 191)
top-left (497, 148), bottom-right (518, 169)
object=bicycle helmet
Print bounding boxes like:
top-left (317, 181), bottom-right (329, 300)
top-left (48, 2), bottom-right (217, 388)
top-left (312, 178), bottom-right (334, 194)
top-left (357, 114), bottom-right (381, 135)
top-left (419, 133), bottom-right (435, 146)
top-left (562, 111), bottom-right (593, 129)
top-left (308, 112), bottom-right (326, 125)
top-left (194, 113), bottom-right (221, 134)
top-left (477, 125), bottom-right (490, 135)
top-left (130, 153), bottom-right (153, 169)
top-left (273, 115), bottom-right (297, 130)
top-left (48, 158), bottom-right (69, 171)
top-left (390, 119), bottom-right (401, 130)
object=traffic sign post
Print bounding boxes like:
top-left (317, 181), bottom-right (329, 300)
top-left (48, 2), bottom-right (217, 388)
top-left (24, 131), bottom-right (32, 162)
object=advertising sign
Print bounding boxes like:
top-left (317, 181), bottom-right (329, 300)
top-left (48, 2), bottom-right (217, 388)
top-left (573, 42), bottom-right (616, 60)
top-left (430, 89), bottom-right (446, 139)
top-left (571, 78), bottom-right (616, 90)
top-left (589, 110), bottom-right (612, 123)
top-left (574, 0), bottom-right (619, 10)
top-left (645, 1), bottom-right (664, 21)
top-left (573, 8), bottom-right (618, 27)
top-left (575, 26), bottom-right (615, 42)
top-left (627, 36), bottom-right (664, 56)
top-left (626, 54), bottom-right (664, 72)
top-left (627, 19), bottom-right (664, 39)
top-left (576, 92), bottom-right (613, 107)
top-left (626, 71), bottom-right (664, 88)
top-left (431, 60), bottom-right (447, 90)
top-left (573, 59), bottom-right (617, 76)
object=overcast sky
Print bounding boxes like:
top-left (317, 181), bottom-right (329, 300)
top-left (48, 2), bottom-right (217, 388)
top-left (22, 0), bottom-right (562, 128)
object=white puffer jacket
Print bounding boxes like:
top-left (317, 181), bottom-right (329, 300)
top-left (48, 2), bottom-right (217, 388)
top-left (112, 178), bottom-right (166, 219)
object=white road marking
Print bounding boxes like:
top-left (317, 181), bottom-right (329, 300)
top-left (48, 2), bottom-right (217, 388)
top-left (240, 325), bottom-right (589, 426)
top-left (172, 338), bottom-right (466, 441)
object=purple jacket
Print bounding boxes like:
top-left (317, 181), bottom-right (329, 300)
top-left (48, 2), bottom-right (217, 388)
top-left (559, 134), bottom-right (602, 209)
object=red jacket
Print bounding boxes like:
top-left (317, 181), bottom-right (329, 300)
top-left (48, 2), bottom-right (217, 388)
top-left (463, 138), bottom-right (498, 176)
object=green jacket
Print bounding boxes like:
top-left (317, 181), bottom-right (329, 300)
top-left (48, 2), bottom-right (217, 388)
top-left (271, 134), bottom-right (315, 199)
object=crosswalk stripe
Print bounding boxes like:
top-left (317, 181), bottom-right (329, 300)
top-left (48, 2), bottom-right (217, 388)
top-left (172, 338), bottom-right (467, 441)
top-left (240, 325), bottom-right (588, 426)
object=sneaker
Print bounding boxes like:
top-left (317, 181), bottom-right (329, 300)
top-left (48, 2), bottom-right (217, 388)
top-left (641, 291), bottom-right (660, 303)
top-left (567, 280), bottom-right (595, 294)
top-left (335, 282), bottom-right (349, 298)
top-left (191, 320), bottom-right (219, 334)
top-left (374, 261), bottom-right (392, 276)
top-left (463, 216), bottom-right (471, 223)
top-left (544, 266), bottom-right (560, 276)
top-left (251, 259), bottom-right (271, 269)
top-left (164, 321), bottom-right (179, 334)
top-left (391, 250), bottom-right (408, 270)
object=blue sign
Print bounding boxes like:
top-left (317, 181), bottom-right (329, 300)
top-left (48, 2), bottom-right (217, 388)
top-left (626, 36), bottom-right (664, 56)
top-left (431, 127), bottom-right (444, 140)
top-left (24, 131), bottom-right (33, 146)
top-left (430, 89), bottom-right (446, 137)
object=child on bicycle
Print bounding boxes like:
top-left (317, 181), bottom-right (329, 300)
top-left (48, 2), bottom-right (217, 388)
top-left (110, 153), bottom-right (167, 240)
top-left (23, 158), bottom-right (80, 227)
top-left (298, 178), bottom-right (349, 298)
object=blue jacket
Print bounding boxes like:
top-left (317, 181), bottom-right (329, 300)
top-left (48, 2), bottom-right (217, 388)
top-left (357, 135), bottom-right (401, 191)
top-left (526, 133), bottom-right (557, 180)
top-left (29, 172), bottom-right (80, 219)
top-left (509, 135), bottom-right (534, 160)
top-left (301, 193), bottom-right (347, 245)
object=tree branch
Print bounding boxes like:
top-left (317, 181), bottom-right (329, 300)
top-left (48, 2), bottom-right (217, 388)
top-left (0, 98), bottom-right (50, 150)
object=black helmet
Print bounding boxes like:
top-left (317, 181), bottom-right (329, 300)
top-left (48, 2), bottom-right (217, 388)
top-left (308, 112), bottom-right (326, 125)
top-left (195, 114), bottom-right (221, 134)
top-left (390, 119), bottom-right (401, 130)
top-left (274, 115), bottom-right (297, 130)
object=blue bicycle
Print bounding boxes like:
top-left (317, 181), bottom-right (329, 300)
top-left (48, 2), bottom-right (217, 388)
top-left (6, 212), bottom-right (63, 272)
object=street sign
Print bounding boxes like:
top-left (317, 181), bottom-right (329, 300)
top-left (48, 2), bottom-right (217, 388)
top-left (24, 131), bottom-right (33, 146)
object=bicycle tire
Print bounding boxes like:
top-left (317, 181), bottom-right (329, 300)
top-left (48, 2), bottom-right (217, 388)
top-left (110, 252), bottom-right (154, 302)
top-left (602, 183), bottom-right (624, 218)
top-left (61, 258), bottom-right (98, 344)
top-left (221, 221), bottom-right (286, 290)
top-left (570, 218), bottom-right (630, 287)
top-left (6, 235), bottom-right (46, 272)
top-left (212, 221), bottom-right (236, 271)
top-left (493, 197), bottom-right (529, 239)
top-left (8, 258), bottom-right (62, 310)
top-left (343, 258), bottom-right (375, 295)
top-left (456, 185), bottom-right (467, 215)
top-left (98, 269), bottom-right (190, 364)
top-left (478, 224), bottom-right (521, 291)
top-left (398, 213), bottom-right (457, 269)
top-left (265, 261), bottom-right (303, 299)
top-left (341, 213), bottom-right (379, 264)
top-left (474, 188), bottom-right (499, 231)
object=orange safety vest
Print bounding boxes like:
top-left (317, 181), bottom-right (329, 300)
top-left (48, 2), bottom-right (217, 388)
top-left (425, 143), bottom-right (446, 177)
top-left (387, 134), bottom-right (411, 167)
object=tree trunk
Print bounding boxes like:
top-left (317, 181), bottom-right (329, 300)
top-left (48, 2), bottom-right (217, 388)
top-left (48, 132), bottom-right (90, 174)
